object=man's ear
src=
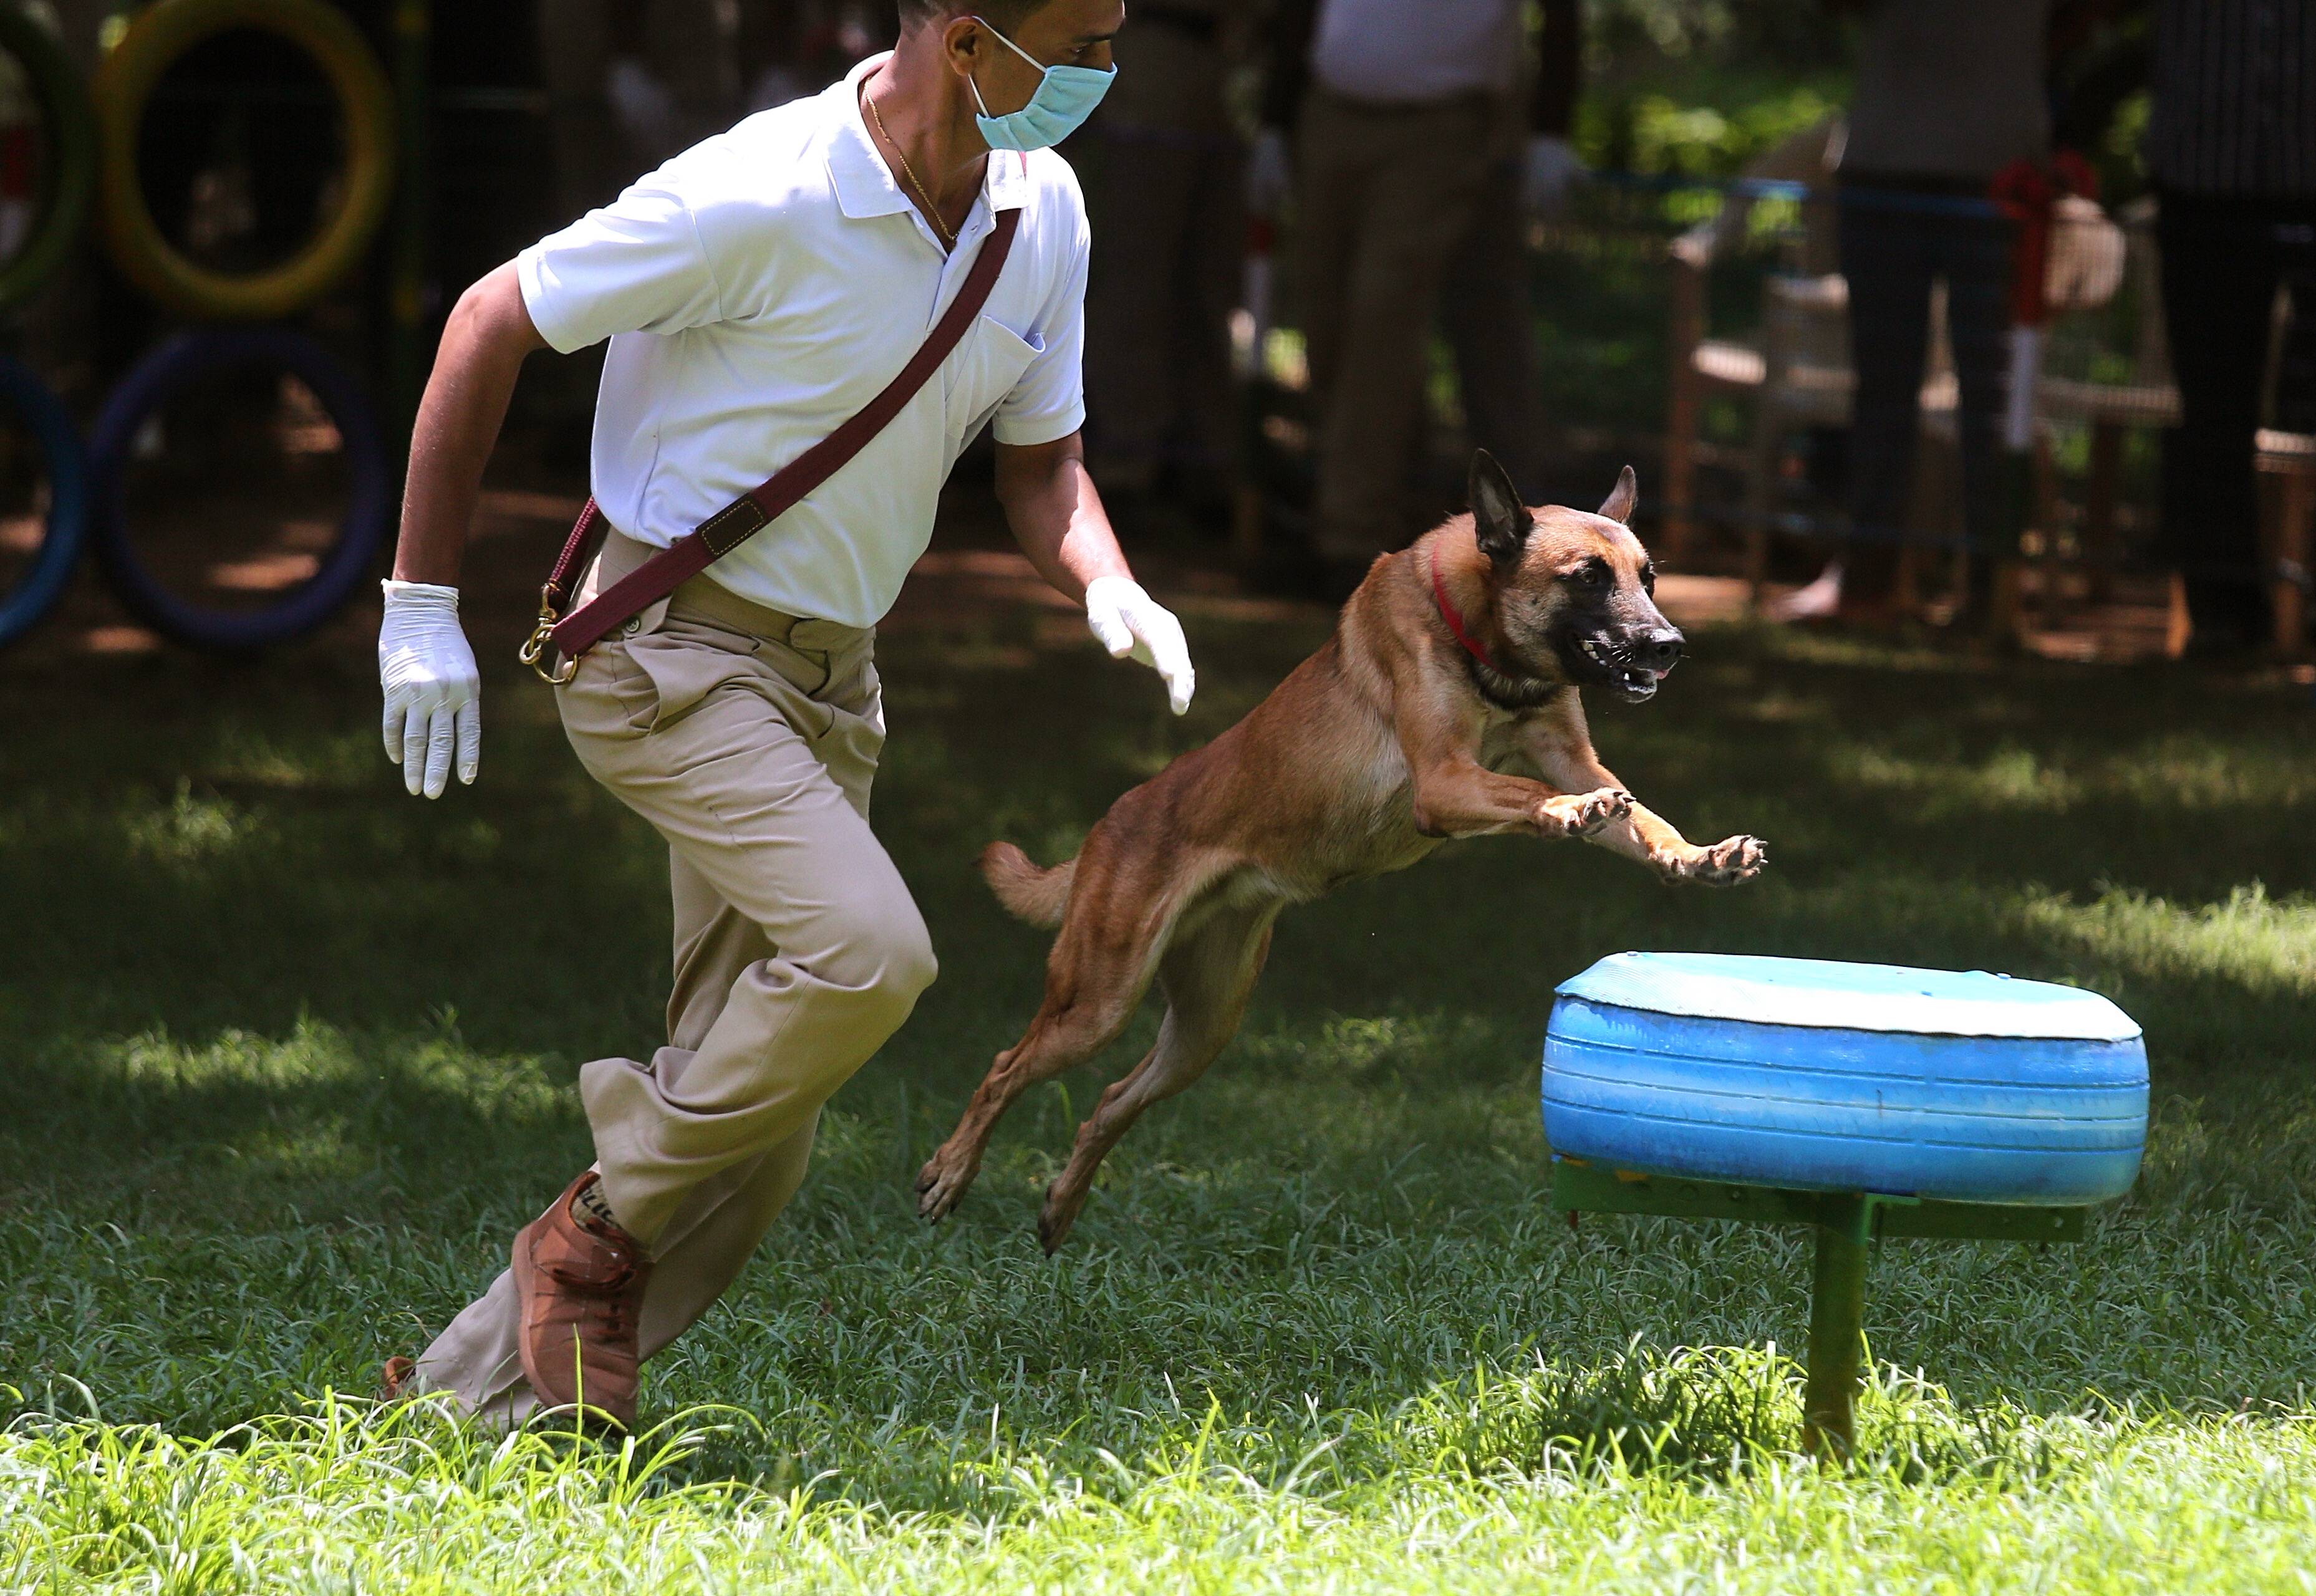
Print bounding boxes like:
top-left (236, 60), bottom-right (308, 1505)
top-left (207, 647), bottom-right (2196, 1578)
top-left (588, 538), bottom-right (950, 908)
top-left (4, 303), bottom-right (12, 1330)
top-left (1598, 464), bottom-right (1638, 524)
top-left (940, 14), bottom-right (987, 77)
top-left (1468, 449), bottom-right (1532, 567)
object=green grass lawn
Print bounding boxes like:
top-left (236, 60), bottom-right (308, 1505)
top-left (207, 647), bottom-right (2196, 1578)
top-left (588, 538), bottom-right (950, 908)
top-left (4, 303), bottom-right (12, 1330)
top-left (4, 595), bottom-right (2314, 1591)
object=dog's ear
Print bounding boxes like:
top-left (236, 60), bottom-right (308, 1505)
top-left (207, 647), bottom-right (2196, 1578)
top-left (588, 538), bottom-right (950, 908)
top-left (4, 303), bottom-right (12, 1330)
top-left (1468, 449), bottom-right (1532, 566)
top-left (1598, 465), bottom-right (1638, 524)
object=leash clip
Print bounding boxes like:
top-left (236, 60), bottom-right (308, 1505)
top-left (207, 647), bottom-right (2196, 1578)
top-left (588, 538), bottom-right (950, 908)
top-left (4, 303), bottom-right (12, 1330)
top-left (518, 592), bottom-right (577, 685)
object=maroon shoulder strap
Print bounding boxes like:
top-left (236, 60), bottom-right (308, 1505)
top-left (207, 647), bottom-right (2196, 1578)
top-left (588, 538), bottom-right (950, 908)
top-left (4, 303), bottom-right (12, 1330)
top-left (525, 204), bottom-right (1023, 674)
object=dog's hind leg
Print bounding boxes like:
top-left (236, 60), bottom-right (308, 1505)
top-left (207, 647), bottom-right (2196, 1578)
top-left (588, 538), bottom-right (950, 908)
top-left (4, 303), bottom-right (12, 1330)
top-left (1036, 899), bottom-right (1280, 1253)
top-left (917, 881), bottom-right (1186, 1222)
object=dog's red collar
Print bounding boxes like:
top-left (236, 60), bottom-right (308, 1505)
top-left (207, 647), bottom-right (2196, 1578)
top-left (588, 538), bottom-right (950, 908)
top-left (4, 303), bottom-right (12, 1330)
top-left (1427, 551), bottom-right (1502, 675)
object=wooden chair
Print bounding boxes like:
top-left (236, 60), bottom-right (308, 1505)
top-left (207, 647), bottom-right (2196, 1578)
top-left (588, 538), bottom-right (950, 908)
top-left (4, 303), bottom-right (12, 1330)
top-left (1662, 255), bottom-right (1959, 602)
top-left (1667, 198), bottom-right (2311, 655)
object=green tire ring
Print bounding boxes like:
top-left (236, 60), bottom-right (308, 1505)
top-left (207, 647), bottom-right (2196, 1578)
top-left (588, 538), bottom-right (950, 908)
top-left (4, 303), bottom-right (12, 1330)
top-left (0, 7), bottom-right (99, 310)
top-left (94, 0), bottom-right (394, 320)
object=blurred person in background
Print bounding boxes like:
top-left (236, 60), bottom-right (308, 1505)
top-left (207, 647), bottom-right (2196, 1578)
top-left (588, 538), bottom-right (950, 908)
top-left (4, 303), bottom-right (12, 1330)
top-left (1812, 0), bottom-right (2060, 630)
top-left (1076, 1), bottom-right (1251, 528)
top-left (1254, 0), bottom-right (1583, 600)
top-left (539, 1), bottom-right (746, 216)
top-left (2143, 0), bottom-right (2316, 658)
top-left (744, 3), bottom-right (897, 113)
top-left (606, 0), bottom-right (743, 171)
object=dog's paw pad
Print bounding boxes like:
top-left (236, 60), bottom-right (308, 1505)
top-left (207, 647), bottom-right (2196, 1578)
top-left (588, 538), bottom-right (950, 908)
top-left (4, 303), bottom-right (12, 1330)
top-left (1697, 835), bottom-right (1768, 885)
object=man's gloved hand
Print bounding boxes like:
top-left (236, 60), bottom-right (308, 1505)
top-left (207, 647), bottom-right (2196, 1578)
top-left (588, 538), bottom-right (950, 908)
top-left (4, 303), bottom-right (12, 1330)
top-left (379, 579), bottom-right (481, 799)
top-left (1522, 133), bottom-right (1586, 218)
top-left (1245, 127), bottom-right (1293, 219)
top-left (1084, 574), bottom-right (1195, 716)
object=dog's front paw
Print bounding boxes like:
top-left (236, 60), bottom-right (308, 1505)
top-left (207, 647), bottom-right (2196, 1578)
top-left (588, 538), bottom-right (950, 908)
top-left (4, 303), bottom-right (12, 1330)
top-left (1537, 787), bottom-right (1633, 839)
top-left (1662, 834), bottom-right (1768, 887)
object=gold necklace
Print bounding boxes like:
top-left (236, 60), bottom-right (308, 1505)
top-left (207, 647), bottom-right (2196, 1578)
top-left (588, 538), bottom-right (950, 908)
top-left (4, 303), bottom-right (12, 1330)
top-left (865, 92), bottom-right (957, 251)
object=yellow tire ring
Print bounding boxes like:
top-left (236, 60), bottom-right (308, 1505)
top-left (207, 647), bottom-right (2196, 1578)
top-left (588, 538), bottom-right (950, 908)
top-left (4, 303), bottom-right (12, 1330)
top-left (0, 7), bottom-right (99, 310)
top-left (95, 0), bottom-right (394, 320)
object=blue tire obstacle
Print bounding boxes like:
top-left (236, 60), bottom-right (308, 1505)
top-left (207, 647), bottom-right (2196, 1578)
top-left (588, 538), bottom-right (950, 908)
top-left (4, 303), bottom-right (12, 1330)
top-left (1545, 952), bottom-right (2147, 1202)
top-left (0, 355), bottom-right (90, 648)
top-left (88, 327), bottom-right (388, 651)
top-left (1542, 953), bottom-right (2149, 1458)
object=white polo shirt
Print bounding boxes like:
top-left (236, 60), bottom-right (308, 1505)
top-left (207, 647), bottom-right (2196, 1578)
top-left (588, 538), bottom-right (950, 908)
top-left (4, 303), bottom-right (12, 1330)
top-left (516, 54), bottom-right (1090, 627)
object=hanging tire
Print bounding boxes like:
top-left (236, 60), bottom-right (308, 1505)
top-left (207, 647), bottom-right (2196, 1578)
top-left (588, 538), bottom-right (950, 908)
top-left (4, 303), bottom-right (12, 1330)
top-left (88, 327), bottom-right (387, 651)
top-left (1542, 953), bottom-right (2149, 1206)
top-left (0, 6), bottom-right (99, 310)
top-left (93, 0), bottom-right (394, 320)
top-left (0, 355), bottom-right (88, 647)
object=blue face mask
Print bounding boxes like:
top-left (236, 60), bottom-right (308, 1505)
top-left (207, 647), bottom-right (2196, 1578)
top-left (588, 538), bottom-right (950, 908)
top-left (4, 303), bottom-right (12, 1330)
top-left (967, 16), bottom-right (1115, 152)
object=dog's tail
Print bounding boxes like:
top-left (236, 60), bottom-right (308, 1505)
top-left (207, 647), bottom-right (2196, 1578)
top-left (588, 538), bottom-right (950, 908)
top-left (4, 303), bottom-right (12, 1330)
top-left (978, 841), bottom-right (1076, 929)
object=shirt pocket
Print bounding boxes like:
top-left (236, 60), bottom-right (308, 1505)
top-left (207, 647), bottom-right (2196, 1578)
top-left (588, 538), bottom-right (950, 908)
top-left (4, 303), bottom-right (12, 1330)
top-left (946, 314), bottom-right (1045, 442)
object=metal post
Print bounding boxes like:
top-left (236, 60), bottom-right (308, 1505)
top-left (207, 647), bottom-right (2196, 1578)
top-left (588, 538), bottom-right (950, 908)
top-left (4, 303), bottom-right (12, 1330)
top-left (1802, 1196), bottom-right (1871, 1461)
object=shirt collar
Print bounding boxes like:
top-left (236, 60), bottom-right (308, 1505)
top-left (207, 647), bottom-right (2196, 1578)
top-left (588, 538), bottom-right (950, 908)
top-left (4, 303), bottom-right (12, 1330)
top-left (826, 53), bottom-right (1028, 225)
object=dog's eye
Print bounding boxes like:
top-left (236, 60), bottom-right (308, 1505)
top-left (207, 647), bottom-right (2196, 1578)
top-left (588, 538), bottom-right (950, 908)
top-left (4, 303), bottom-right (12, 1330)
top-left (1568, 560), bottom-right (1610, 587)
top-left (1640, 562), bottom-right (1657, 594)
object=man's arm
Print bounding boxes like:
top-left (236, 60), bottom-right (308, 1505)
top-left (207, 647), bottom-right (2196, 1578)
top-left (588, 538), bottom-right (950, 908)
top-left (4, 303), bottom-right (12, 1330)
top-left (393, 262), bottom-right (550, 583)
top-left (994, 433), bottom-right (1195, 714)
top-left (1258, 0), bottom-right (1320, 137)
top-left (992, 431), bottom-right (1128, 602)
top-left (377, 263), bottom-right (548, 799)
top-left (1531, 0), bottom-right (1581, 138)
top-left (1246, 0), bottom-right (1320, 218)
top-left (1522, 0), bottom-right (1586, 215)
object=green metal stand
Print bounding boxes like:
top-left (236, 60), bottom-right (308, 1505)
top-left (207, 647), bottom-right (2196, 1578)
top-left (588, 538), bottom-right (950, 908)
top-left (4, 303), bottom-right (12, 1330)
top-left (1550, 1159), bottom-right (2087, 1462)
top-left (1802, 1198), bottom-right (1871, 1457)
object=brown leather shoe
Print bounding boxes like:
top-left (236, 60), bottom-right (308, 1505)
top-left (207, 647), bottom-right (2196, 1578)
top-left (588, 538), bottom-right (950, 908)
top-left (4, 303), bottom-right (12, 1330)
top-left (511, 1170), bottom-right (651, 1430)
top-left (378, 1355), bottom-right (418, 1402)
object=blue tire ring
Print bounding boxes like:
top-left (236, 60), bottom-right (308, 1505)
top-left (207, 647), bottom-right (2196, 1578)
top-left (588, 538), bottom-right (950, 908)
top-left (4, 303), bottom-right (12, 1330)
top-left (89, 327), bottom-right (387, 651)
top-left (0, 355), bottom-right (89, 647)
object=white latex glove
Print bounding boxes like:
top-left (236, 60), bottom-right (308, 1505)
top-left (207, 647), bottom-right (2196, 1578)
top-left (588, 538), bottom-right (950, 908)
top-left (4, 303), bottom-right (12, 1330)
top-left (1522, 133), bottom-right (1586, 217)
top-left (379, 579), bottom-right (481, 799)
top-left (1084, 574), bottom-right (1195, 716)
top-left (1245, 127), bottom-right (1293, 219)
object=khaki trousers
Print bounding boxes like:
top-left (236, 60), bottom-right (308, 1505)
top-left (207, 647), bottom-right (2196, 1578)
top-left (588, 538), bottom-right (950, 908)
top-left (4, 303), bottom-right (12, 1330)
top-left (412, 534), bottom-right (937, 1425)
top-left (1295, 89), bottom-right (1503, 560)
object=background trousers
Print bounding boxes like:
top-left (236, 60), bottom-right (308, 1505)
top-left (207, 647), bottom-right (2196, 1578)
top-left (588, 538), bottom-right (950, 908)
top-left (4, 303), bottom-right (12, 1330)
top-left (1295, 89), bottom-right (1504, 562)
top-left (1836, 188), bottom-right (2014, 603)
top-left (2156, 191), bottom-right (2316, 641)
top-left (412, 533), bottom-right (937, 1425)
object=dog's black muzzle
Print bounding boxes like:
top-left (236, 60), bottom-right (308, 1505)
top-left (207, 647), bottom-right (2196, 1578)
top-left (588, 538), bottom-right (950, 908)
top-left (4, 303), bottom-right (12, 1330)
top-left (1565, 625), bottom-right (1684, 702)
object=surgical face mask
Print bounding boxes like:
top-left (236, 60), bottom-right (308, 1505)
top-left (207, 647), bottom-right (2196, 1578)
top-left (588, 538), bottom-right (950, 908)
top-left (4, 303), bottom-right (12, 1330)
top-left (967, 15), bottom-right (1115, 152)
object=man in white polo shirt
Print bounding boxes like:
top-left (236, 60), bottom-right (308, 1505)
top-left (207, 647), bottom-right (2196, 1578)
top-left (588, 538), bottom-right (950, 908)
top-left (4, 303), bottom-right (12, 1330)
top-left (373, 0), bottom-right (1187, 1430)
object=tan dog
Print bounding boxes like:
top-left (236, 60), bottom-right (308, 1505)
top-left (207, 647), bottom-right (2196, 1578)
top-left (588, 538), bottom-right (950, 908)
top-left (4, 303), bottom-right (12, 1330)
top-left (920, 453), bottom-right (1768, 1250)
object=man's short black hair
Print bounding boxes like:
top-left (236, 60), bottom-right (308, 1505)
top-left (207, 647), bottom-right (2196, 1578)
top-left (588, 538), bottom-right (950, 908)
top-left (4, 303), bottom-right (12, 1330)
top-left (896, 0), bottom-right (1046, 36)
